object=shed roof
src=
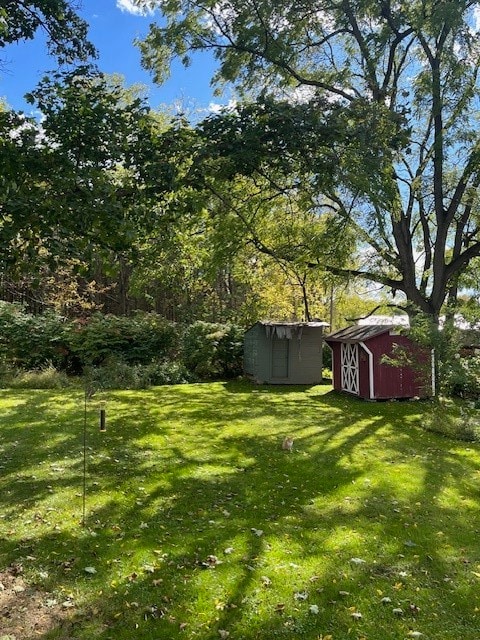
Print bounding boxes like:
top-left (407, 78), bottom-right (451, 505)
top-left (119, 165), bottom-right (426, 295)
top-left (252, 320), bottom-right (329, 340)
top-left (260, 321), bottom-right (330, 328)
top-left (326, 324), bottom-right (401, 343)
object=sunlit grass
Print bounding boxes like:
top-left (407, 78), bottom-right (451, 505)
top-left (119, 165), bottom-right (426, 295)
top-left (1, 381), bottom-right (480, 639)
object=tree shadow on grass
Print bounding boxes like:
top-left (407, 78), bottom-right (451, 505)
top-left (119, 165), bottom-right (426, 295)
top-left (1, 383), bottom-right (480, 639)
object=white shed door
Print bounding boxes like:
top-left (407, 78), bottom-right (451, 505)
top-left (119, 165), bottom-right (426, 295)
top-left (341, 342), bottom-right (359, 394)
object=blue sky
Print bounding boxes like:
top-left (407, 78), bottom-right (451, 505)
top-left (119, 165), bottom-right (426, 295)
top-left (0, 0), bottom-right (227, 115)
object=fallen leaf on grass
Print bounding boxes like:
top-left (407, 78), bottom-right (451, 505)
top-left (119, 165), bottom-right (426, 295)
top-left (350, 557), bottom-right (366, 565)
top-left (84, 567), bottom-right (97, 575)
top-left (144, 604), bottom-right (164, 620)
top-left (143, 564), bottom-right (156, 574)
top-left (199, 555), bottom-right (222, 569)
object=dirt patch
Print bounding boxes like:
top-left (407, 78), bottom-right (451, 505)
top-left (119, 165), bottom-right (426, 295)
top-left (0, 563), bottom-right (73, 639)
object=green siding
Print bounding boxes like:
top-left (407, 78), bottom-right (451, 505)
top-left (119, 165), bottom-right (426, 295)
top-left (244, 323), bottom-right (325, 385)
top-left (271, 337), bottom-right (289, 378)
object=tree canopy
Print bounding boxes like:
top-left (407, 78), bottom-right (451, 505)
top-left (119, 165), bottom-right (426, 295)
top-left (137, 0), bottom-right (480, 322)
top-left (0, 1), bottom-right (96, 65)
top-left (0, 70), bottom-right (169, 271)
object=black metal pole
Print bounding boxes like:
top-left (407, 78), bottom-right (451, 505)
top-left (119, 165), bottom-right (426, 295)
top-left (83, 388), bottom-right (87, 527)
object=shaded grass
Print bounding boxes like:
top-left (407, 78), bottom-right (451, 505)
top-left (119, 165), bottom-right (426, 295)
top-left (1, 381), bottom-right (480, 639)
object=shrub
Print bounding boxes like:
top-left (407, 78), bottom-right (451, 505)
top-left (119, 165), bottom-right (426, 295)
top-left (423, 397), bottom-right (480, 442)
top-left (0, 302), bottom-right (69, 370)
top-left (0, 364), bottom-right (72, 390)
top-left (443, 354), bottom-right (480, 399)
top-left (69, 312), bottom-right (179, 367)
top-left (143, 360), bottom-right (194, 385)
top-left (84, 358), bottom-right (151, 390)
top-left (0, 304), bottom-right (243, 385)
top-left (83, 357), bottom-right (193, 391)
top-left (181, 321), bottom-right (243, 379)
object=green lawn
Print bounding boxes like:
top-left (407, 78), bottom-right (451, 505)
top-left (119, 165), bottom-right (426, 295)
top-left (1, 381), bottom-right (480, 639)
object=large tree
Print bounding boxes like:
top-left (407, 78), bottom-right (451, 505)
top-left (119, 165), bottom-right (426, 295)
top-left (0, 71), bottom-right (167, 273)
top-left (140, 97), bottom-right (360, 322)
top-left (0, 1), bottom-right (98, 274)
top-left (137, 0), bottom-right (480, 323)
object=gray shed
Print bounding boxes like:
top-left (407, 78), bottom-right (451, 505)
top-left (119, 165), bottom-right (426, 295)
top-left (243, 321), bottom-right (329, 384)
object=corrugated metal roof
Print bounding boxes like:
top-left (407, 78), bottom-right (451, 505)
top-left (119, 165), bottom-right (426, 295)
top-left (325, 324), bottom-right (399, 343)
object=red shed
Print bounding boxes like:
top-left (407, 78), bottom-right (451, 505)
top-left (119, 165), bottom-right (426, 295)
top-left (325, 325), bottom-right (432, 400)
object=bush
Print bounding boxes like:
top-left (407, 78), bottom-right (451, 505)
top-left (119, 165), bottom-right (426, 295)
top-left (443, 354), bottom-right (480, 399)
top-left (423, 397), bottom-right (480, 442)
top-left (0, 302), bottom-right (69, 370)
top-left (83, 357), bottom-right (193, 391)
top-left (84, 358), bottom-right (152, 390)
top-left (181, 321), bottom-right (243, 379)
top-left (143, 360), bottom-right (194, 385)
top-left (0, 304), bottom-right (244, 386)
top-left (0, 364), bottom-right (72, 390)
top-left (69, 312), bottom-right (179, 367)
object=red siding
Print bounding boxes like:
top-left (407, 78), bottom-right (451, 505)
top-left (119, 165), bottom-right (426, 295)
top-left (358, 346), bottom-right (371, 398)
top-left (365, 333), bottom-right (429, 399)
top-left (327, 331), bottom-right (431, 400)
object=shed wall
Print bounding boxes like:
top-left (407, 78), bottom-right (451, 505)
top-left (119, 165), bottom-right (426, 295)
top-left (358, 346), bottom-right (371, 399)
top-left (327, 331), bottom-right (430, 400)
top-left (282, 326), bottom-right (324, 384)
top-left (244, 324), bottom-right (324, 384)
top-left (368, 333), bottom-right (428, 399)
top-left (243, 324), bottom-right (270, 383)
